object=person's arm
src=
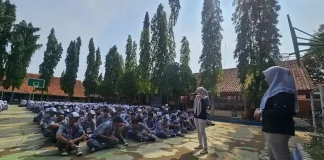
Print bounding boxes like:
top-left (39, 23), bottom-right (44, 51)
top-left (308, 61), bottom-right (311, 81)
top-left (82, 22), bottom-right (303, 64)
top-left (261, 92), bottom-right (295, 117)
top-left (201, 98), bottom-right (209, 109)
top-left (56, 125), bottom-right (69, 143)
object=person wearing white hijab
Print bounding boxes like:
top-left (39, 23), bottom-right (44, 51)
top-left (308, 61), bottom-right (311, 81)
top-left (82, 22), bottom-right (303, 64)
top-left (192, 87), bottom-right (209, 154)
top-left (254, 66), bottom-right (298, 160)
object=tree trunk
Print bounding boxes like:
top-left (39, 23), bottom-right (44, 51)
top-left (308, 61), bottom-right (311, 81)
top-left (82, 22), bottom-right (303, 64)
top-left (210, 93), bottom-right (215, 117)
top-left (310, 92), bottom-right (317, 133)
top-left (10, 92), bottom-right (14, 104)
top-left (40, 90), bottom-right (44, 101)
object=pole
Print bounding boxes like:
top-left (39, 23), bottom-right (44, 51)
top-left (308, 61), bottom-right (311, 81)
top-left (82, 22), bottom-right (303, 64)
top-left (1, 90), bottom-right (3, 100)
top-left (319, 85), bottom-right (324, 129)
top-left (310, 90), bottom-right (317, 133)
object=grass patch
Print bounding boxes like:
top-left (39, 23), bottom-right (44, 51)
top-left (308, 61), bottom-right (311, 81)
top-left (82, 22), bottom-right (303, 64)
top-left (305, 135), bottom-right (324, 160)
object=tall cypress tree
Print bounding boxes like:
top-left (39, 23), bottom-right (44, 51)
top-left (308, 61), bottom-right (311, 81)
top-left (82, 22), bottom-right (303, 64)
top-left (83, 38), bottom-right (96, 100)
top-left (180, 36), bottom-right (190, 67)
top-left (168, 0), bottom-right (181, 61)
top-left (151, 4), bottom-right (169, 94)
top-left (138, 12), bottom-right (152, 94)
top-left (233, 0), bottom-right (281, 110)
top-left (102, 45), bottom-right (123, 99)
top-left (94, 47), bottom-right (102, 93)
top-left (179, 36), bottom-right (195, 94)
top-left (0, 0), bottom-right (16, 81)
top-left (61, 37), bottom-right (82, 98)
top-left (39, 28), bottom-right (63, 98)
top-left (199, 0), bottom-right (223, 93)
top-left (125, 35), bottom-right (137, 72)
top-left (3, 21), bottom-right (42, 102)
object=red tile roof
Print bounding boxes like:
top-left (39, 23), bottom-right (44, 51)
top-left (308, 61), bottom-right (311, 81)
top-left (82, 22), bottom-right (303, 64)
top-left (195, 60), bottom-right (316, 93)
top-left (0, 73), bottom-right (85, 97)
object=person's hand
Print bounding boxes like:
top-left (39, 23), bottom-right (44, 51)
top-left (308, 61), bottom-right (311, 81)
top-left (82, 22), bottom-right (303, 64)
top-left (196, 94), bottom-right (201, 98)
top-left (254, 108), bottom-right (261, 118)
top-left (67, 140), bottom-right (74, 146)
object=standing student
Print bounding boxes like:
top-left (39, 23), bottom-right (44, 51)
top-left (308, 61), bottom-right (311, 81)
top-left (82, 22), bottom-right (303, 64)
top-left (192, 87), bottom-right (209, 154)
top-left (254, 66), bottom-right (298, 160)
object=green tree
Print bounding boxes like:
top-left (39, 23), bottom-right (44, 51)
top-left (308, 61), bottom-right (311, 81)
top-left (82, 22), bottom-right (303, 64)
top-left (118, 70), bottom-right (139, 103)
top-left (151, 4), bottom-right (170, 94)
top-left (39, 28), bottom-right (63, 99)
top-left (180, 36), bottom-right (190, 67)
top-left (199, 0), bottom-right (223, 92)
top-left (83, 38), bottom-right (97, 100)
top-left (102, 45), bottom-right (124, 100)
top-left (125, 35), bottom-right (137, 71)
top-left (138, 12), bottom-right (152, 94)
top-left (168, 0), bottom-right (181, 61)
top-left (161, 62), bottom-right (181, 96)
top-left (179, 36), bottom-right (195, 94)
top-left (61, 37), bottom-right (82, 98)
top-left (3, 21), bottom-right (42, 102)
top-left (94, 47), bottom-right (102, 94)
top-left (0, 0), bottom-right (16, 81)
top-left (303, 24), bottom-right (324, 83)
top-left (233, 0), bottom-right (281, 111)
top-left (60, 71), bottom-right (66, 92)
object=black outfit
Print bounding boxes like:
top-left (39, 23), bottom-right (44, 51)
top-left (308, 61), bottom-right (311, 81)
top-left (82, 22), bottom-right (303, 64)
top-left (191, 98), bottom-right (209, 120)
top-left (261, 92), bottom-right (296, 136)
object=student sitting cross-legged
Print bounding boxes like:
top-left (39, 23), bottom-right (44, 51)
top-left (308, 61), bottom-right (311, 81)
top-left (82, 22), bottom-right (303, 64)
top-left (56, 112), bottom-right (86, 156)
top-left (154, 115), bottom-right (176, 138)
top-left (127, 117), bottom-right (157, 142)
top-left (87, 116), bottom-right (125, 152)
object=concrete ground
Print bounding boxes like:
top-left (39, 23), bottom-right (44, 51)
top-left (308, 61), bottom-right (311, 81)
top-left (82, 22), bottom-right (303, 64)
top-left (0, 106), bottom-right (310, 160)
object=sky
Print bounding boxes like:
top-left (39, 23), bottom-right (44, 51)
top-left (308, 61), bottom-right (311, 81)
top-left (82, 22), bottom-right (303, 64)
top-left (10, 0), bottom-right (324, 81)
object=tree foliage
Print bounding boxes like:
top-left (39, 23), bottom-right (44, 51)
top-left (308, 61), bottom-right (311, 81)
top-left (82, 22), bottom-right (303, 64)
top-left (180, 36), bottom-right (190, 67)
top-left (303, 24), bottom-right (324, 83)
top-left (3, 21), bottom-right (42, 90)
top-left (0, 0), bottom-right (16, 81)
top-left (83, 38), bottom-right (97, 98)
top-left (168, 0), bottom-right (181, 61)
top-left (151, 4), bottom-right (170, 94)
top-left (232, 0), bottom-right (281, 106)
top-left (39, 28), bottom-right (63, 92)
top-left (199, 0), bottom-right (223, 94)
top-left (118, 70), bottom-right (139, 101)
top-left (60, 37), bottom-right (82, 97)
top-left (161, 62), bottom-right (181, 95)
top-left (138, 12), bottom-right (152, 94)
top-left (125, 35), bottom-right (137, 72)
top-left (179, 36), bottom-right (196, 94)
top-left (102, 45), bottom-right (124, 99)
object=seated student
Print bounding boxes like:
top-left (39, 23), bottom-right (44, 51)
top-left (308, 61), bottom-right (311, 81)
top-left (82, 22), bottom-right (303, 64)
top-left (188, 112), bottom-right (196, 129)
top-left (81, 110), bottom-right (96, 138)
top-left (110, 111), bottom-right (129, 146)
top-left (96, 108), bottom-right (111, 126)
top-left (127, 117), bottom-right (157, 142)
top-left (87, 116), bottom-right (125, 151)
top-left (154, 115), bottom-right (176, 138)
top-left (48, 110), bottom-right (66, 143)
top-left (56, 112), bottom-right (85, 156)
top-left (169, 113), bottom-right (185, 137)
top-left (126, 112), bottom-right (136, 124)
top-left (144, 112), bottom-right (157, 131)
top-left (179, 115), bottom-right (195, 133)
top-left (43, 108), bottom-right (57, 137)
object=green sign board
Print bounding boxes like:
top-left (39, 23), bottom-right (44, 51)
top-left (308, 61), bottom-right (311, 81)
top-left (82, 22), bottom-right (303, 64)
top-left (27, 78), bottom-right (45, 89)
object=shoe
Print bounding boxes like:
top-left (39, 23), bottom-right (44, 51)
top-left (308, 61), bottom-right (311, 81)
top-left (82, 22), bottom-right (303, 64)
top-left (200, 148), bottom-right (208, 154)
top-left (61, 149), bottom-right (68, 156)
top-left (75, 147), bottom-right (82, 156)
top-left (194, 145), bottom-right (203, 149)
top-left (121, 140), bottom-right (129, 146)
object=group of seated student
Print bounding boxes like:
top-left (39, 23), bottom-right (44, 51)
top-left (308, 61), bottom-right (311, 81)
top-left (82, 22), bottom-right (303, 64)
top-left (28, 101), bottom-right (213, 156)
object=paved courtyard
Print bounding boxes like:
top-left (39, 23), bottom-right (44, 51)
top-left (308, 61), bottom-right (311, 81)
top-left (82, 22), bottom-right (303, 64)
top-left (0, 106), bottom-right (310, 160)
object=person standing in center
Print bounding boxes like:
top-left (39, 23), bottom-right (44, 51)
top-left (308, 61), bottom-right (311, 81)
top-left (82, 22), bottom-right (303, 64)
top-left (192, 87), bottom-right (209, 154)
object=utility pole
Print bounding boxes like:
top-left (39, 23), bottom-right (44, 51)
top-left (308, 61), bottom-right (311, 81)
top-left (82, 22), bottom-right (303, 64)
top-left (319, 85), bottom-right (324, 128)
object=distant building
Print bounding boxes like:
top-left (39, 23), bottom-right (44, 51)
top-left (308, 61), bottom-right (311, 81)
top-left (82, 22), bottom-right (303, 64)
top-left (0, 73), bottom-right (87, 103)
top-left (192, 60), bottom-right (316, 119)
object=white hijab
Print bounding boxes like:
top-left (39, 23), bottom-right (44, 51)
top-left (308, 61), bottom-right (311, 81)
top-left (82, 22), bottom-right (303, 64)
top-left (193, 87), bottom-right (208, 116)
top-left (260, 66), bottom-right (299, 113)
